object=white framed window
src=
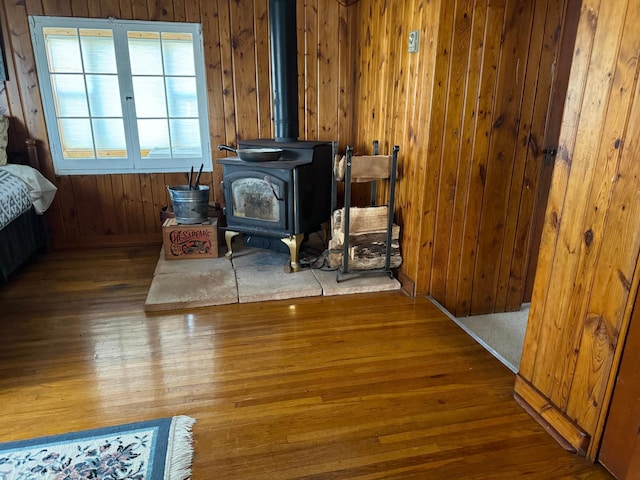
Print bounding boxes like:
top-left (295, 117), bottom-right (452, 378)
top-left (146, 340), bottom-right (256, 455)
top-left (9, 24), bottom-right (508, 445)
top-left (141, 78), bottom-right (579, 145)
top-left (29, 16), bottom-right (211, 175)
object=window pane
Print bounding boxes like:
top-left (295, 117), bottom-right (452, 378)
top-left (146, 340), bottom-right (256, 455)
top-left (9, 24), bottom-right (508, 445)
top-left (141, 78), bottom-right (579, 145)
top-left (133, 77), bottom-right (167, 118)
top-left (33, 17), bottom-right (210, 174)
top-left (162, 33), bottom-right (195, 76)
top-left (170, 119), bottom-right (201, 157)
top-left (138, 119), bottom-right (170, 158)
top-left (93, 119), bottom-right (127, 158)
top-left (166, 77), bottom-right (197, 117)
top-left (51, 74), bottom-right (89, 117)
top-left (128, 33), bottom-right (163, 75)
top-left (86, 75), bottom-right (122, 117)
top-left (58, 118), bottom-right (94, 159)
top-left (80, 30), bottom-right (117, 74)
top-left (43, 28), bottom-right (83, 73)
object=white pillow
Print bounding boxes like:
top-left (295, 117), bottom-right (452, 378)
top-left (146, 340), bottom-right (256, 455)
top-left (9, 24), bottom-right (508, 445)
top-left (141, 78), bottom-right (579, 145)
top-left (0, 116), bottom-right (8, 166)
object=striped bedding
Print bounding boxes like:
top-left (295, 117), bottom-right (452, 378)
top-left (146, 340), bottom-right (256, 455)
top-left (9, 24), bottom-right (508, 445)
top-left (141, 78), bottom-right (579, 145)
top-left (0, 168), bottom-right (31, 230)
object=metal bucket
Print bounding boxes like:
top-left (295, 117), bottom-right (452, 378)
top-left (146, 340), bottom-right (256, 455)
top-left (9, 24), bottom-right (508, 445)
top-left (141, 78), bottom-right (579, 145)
top-left (167, 185), bottom-right (210, 224)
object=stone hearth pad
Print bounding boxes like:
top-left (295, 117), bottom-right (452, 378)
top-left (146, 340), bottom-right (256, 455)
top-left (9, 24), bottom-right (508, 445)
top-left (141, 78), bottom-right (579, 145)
top-left (235, 265), bottom-right (322, 303)
top-left (145, 245), bottom-right (402, 312)
top-left (311, 268), bottom-right (401, 296)
top-left (145, 270), bottom-right (238, 311)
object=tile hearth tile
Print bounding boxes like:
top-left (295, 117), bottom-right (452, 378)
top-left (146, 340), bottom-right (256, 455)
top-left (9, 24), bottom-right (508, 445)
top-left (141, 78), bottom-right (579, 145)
top-left (311, 268), bottom-right (401, 296)
top-left (146, 248), bottom-right (238, 312)
top-left (235, 265), bottom-right (322, 303)
top-left (145, 270), bottom-right (238, 312)
top-left (145, 245), bottom-right (403, 311)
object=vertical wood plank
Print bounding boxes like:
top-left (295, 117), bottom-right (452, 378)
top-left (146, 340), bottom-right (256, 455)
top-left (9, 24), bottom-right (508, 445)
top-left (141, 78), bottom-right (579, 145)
top-left (543, 0), bottom-right (638, 410)
top-left (172, 0), bottom-right (186, 22)
top-left (151, 173), bottom-right (169, 229)
top-left (149, 0), bottom-right (174, 21)
top-left (218, 0), bottom-right (237, 146)
top-left (445, 0), bottom-right (489, 313)
top-left (430, 0), bottom-right (470, 303)
top-left (87, 0), bottom-right (102, 17)
top-left (69, 0), bottom-right (90, 17)
top-left (73, 176), bottom-right (106, 236)
top-left (139, 173), bottom-right (159, 234)
top-left (420, 0), bottom-right (449, 295)
top-left (96, 175), bottom-right (119, 235)
top-left (304, 0), bottom-right (318, 140)
top-left (387, 0), bottom-right (436, 291)
top-left (564, 0), bottom-right (640, 431)
top-left (317, 0), bottom-right (339, 141)
top-left (118, 0), bottom-right (133, 19)
top-left (110, 175), bottom-right (131, 234)
top-left (228, 0), bottom-right (259, 141)
top-left (505, 0), bottom-right (574, 310)
top-left (337, 3), bottom-right (354, 149)
top-left (454, 0), bottom-right (505, 313)
top-left (529, 0), bottom-right (625, 399)
top-left (470, 0), bottom-right (535, 314)
top-left (131, 0), bottom-right (148, 20)
top-left (184, 0), bottom-right (200, 22)
top-left (494, 0), bottom-right (554, 312)
top-left (254, 0), bottom-right (272, 139)
top-left (404, 0), bottom-right (444, 293)
top-left (1, 1), bottom-right (27, 147)
top-left (41, 0), bottom-right (71, 16)
top-left (519, 0), bottom-right (602, 380)
top-left (200, 0), bottom-right (224, 204)
top-left (100, 0), bottom-right (122, 18)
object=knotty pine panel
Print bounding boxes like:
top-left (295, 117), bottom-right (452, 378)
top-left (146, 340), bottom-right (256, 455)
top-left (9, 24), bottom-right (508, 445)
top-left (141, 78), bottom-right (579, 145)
top-left (1, 0), bottom-right (353, 248)
top-left (351, 0), bottom-right (442, 296)
top-left (499, 0), bottom-right (569, 311)
top-left (350, 0), bottom-right (562, 316)
top-left (470, 0), bottom-right (535, 314)
top-left (519, 0), bottom-right (640, 457)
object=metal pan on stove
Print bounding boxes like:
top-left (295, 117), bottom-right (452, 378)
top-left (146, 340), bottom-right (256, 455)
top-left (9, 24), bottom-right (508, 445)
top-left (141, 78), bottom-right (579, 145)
top-left (218, 144), bottom-right (283, 162)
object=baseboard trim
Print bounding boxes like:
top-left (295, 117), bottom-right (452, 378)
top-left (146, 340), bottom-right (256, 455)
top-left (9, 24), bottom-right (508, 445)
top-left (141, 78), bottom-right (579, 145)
top-left (514, 375), bottom-right (590, 455)
top-left (397, 270), bottom-right (416, 297)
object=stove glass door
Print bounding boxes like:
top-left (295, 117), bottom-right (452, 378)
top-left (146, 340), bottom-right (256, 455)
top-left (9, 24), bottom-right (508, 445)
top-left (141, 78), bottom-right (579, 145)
top-left (225, 170), bottom-right (288, 232)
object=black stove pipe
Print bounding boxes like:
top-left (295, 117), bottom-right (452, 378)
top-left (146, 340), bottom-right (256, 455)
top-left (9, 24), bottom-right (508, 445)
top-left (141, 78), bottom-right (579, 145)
top-left (269, 0), bottom-right (299, 142)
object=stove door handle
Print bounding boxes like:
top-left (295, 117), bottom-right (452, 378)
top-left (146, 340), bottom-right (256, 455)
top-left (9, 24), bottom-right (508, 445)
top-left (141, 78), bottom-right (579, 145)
top-left (264, 176), bottom-right (283, 201)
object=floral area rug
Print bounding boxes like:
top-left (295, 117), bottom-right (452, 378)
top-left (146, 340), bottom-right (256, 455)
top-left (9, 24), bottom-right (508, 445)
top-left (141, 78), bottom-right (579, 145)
top-left (0, 416), bottom-right (195, 479)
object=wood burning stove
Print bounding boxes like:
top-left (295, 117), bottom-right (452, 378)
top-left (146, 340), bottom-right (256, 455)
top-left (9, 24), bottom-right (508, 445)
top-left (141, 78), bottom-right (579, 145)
top-left (217, 140), bottom-right (332, 271)
top-left (217, 0), bottom-right (332, 272)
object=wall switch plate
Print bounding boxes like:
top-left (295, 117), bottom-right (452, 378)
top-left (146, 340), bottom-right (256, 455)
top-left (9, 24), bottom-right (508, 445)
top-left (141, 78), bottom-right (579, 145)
top-left (408, 30), bottom-right (419, 53)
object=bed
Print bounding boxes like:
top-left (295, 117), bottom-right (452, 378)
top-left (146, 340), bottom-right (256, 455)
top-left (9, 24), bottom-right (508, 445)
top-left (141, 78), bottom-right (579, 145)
top-left (0, 137), bottom-right (57, 281)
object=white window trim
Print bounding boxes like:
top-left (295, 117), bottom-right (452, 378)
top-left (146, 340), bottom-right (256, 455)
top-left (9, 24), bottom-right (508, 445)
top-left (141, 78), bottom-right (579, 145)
top-left (29, 16), bottom-right (212, 176)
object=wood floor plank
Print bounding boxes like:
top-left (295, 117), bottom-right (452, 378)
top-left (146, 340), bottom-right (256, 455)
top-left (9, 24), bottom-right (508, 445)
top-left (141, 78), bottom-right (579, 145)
top-left (0, 247), bottom-right (612, 479)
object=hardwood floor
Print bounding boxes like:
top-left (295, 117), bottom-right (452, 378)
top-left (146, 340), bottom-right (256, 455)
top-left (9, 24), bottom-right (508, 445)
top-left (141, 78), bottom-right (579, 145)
top-left (0, 247), bottom-right (612, 479)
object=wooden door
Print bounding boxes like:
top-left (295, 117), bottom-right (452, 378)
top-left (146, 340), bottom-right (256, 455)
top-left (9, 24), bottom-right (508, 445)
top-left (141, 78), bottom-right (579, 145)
top-left (598, 285), bottom-right (640, 478)
top-left (522, 0), bottom-right (581, 302)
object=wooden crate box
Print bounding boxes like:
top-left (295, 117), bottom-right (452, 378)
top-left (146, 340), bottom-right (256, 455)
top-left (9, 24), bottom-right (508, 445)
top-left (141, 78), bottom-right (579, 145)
top-left (162, 217), bottom-right (218, 260)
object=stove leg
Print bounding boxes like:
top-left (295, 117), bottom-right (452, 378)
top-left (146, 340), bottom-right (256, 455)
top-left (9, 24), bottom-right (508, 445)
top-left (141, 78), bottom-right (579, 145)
top-left (225, 231), bottom-right (241, 259)
top-left (281, 233), bottom-right (304, 273)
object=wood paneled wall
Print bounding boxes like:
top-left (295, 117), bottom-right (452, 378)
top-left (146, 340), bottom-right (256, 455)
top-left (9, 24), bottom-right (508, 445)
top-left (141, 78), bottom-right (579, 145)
top-left (350, 0), bottom-right (441, 297)
top-left (0, 0), bottom-right (354, 248)
top-left (516, 0), bottom-right (640, 458)
top-left (350, 0), bottom-right (569, 315)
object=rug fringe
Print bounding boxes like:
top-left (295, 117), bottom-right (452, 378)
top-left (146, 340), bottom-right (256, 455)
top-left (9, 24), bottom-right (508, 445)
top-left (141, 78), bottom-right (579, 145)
top-left (165, 415), bottom-right (196, 480)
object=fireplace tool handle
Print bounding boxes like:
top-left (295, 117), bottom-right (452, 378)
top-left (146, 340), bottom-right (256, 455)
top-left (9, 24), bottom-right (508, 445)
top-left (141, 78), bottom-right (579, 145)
top-left (264, 176), bottom-right (282, 201)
